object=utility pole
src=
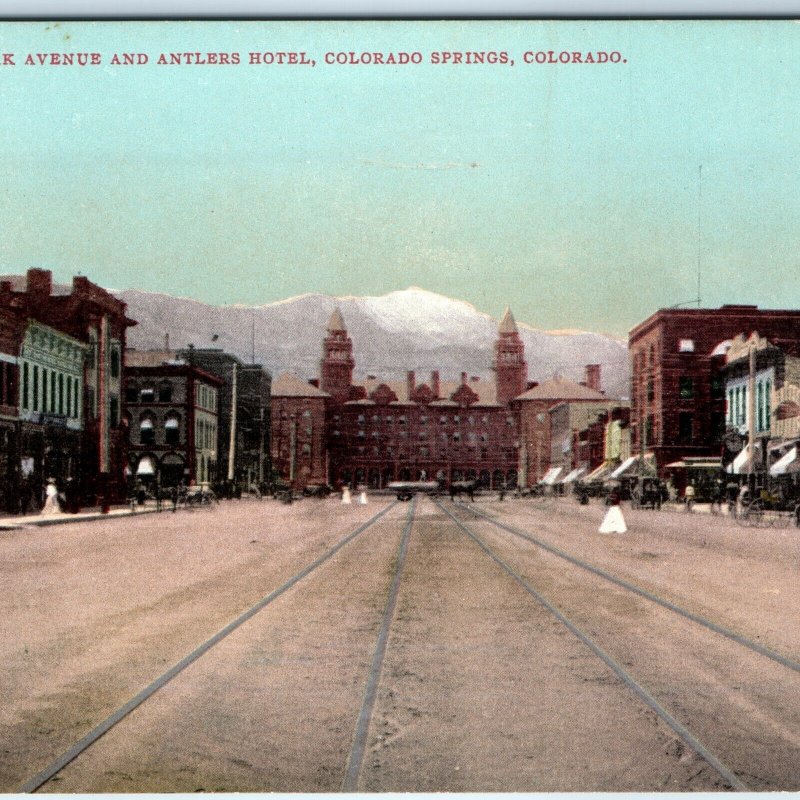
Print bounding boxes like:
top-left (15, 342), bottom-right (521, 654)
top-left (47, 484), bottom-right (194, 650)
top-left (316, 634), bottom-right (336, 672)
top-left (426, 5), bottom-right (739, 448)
top-left (289, 413), bottom-right (297, 483)
top-left (227, 362), bottom-right (237, 483)
top-left (747, 339), bottom-right (756, 481)
top-left (258, 405), bottom-right (264, 485)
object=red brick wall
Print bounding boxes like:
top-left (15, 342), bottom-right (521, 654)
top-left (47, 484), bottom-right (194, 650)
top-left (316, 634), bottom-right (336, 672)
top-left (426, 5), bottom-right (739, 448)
top-left (271, 395), bottom-right (328, 488)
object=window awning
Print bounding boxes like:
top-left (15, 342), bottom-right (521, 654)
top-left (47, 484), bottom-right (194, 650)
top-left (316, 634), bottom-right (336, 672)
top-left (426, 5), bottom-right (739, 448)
top-left (561, 466), bottom-right (587, 484)
top-left (136, 456), bottom-right (156, 476)
top-left (585, 462), bottom-right (611, 481)
top-left (770, 446), bottom-right (798, 476)
top-left (540, 467), bottom-right (563, 486)
top-left (666, 458), bottom-right (722, 470)
top-left (609, 456), bottom-right (638, 479)
top-left (726, 446), bottom-right (752, 475)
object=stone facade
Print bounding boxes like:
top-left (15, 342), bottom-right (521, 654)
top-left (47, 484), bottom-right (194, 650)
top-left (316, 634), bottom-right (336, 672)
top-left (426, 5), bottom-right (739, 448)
top-left (125, 358), bottom-right (222, 488)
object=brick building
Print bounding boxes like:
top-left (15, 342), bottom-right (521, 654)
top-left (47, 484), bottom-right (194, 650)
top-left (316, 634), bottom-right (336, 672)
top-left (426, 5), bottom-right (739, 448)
top-left (513, 366), bottom-right (609, 486)
top-left (270, 373), bottom-right (329, 488)
top-left (0, 269), bottom-right (136, 509)
top-left (269, 308), bottom-right (526, 490)
top-left (629, 305), bottom-right (800, 475)
top-left (124, 352), bottom-right (223, 489)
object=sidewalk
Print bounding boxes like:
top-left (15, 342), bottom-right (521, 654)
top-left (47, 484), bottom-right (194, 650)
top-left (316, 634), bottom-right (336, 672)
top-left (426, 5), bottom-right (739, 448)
top-left (0, 504), bottom-right (160, 530)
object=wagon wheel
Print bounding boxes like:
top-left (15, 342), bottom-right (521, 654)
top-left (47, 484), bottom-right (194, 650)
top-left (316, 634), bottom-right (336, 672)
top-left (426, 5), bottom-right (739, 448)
top-left (743, 499), bottom-right (765, 527)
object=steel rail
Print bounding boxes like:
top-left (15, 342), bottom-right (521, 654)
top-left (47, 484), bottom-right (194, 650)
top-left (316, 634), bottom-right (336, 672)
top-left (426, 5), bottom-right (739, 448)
top-left (458, 501), bottom-right (800, 675)
top-left (341, 497), bottom-right (416, 791)
top-left (436, 499), bottom-right (749, 792)
top-left (18, 500), bottom-right (399, 794)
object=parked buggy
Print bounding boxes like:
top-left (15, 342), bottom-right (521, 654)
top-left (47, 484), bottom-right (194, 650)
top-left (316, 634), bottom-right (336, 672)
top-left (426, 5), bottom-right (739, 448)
top-left (629, 477), bottom-right (667, 510)
top-left (736, 483), bottom-right (800, 528)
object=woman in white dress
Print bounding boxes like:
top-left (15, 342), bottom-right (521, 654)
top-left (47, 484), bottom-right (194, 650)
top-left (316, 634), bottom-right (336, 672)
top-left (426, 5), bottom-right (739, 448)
top-left (41, 478), bottom-right (62, 515)
top-left (599, 488), bottom-right (626, 534)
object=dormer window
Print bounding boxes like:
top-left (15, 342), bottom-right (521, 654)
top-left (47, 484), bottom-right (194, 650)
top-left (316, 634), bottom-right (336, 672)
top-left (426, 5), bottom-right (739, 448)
top-left (679, 339), bottom-right (695, 353)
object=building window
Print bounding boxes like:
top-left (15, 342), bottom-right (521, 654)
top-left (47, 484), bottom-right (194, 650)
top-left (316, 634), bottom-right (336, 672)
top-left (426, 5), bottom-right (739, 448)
top-left (164, 414), bottom-right (181, 446)
top-left (711, 375), bottom-right (724, 399)
top-left (42, 368), bottom-right (48, 412)
top-left (66, 378), bottom-right (72, 417)
top-left (711, 411), bottom-right (725, 443)
top-left (679, 376), bottom-right (693, 400)
top-left (678, 339), bottom-right (695, 353)
top-left (140, 416), bottom-right (155, 445)
top-left (140, 388), bottom-right (155, 402)
top-left (110, 394), bottom-right (119, 427)
top-left (110, 346), bottom-right (120, 379)
top-left (58, 373), bottom-right (64, 415)
top-left (159, 383), bottom-right (173, 403)
top-left (765, 379), bottom-right (772, 429)
top-left (126, 386), bottom-right (138, 403)
top-left (22, 362), bottom-right (29, 410)
top-left (50, 371), bottom-right (56, 413)
top-left (678, 412), bottom-right (693, 444)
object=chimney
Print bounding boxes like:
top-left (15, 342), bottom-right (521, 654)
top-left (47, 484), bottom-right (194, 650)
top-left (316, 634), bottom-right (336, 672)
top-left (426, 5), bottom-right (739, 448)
top-left (164, 332), bottom-right (170, 350)
top-left (406, 370), bottom-right (416, 398)
top-left (461, 371), bottom-right (467, 385)
top-left (26, 268), bottom-right (52, 298)
top-left (430, 370), bottom-right (440, 398)
top-left (585, 364), bottom-right (601, 392)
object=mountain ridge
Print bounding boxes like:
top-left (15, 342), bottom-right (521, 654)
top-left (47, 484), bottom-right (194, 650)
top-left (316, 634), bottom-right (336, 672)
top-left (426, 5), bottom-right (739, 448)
top-left (117, 287), bottom-right (630, 398)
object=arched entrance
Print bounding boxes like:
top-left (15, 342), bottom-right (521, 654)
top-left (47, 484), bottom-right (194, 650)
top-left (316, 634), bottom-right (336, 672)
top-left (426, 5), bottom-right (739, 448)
top-left (161, 453), bottom-right (185, 487)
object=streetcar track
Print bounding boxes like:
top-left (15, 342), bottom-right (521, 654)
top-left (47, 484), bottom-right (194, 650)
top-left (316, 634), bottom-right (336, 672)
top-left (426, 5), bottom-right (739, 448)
top-left (457, 500), bottom-right (800, 675)
top-left (17, 501), bottom-right (399, 794)
top-left (435, 498), bottom-right (749, 792)
top-left (342, 497), bottom-right (416, 791)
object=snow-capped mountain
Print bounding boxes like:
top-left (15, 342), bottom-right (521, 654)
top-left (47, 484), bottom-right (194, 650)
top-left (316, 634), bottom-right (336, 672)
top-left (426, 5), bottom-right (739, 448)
top-left (118, 287), bottom-right (630, 398)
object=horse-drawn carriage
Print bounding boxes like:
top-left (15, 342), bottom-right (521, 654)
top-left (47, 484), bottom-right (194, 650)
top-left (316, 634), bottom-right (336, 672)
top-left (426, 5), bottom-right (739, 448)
top-left (736, 485), bottom-right (800, 527)
top-left (387, 480), bottom-right (440, 501)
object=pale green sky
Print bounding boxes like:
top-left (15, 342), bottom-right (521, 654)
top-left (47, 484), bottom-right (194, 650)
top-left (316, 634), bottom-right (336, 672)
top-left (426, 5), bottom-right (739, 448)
top-left (0, 20), bottom-right (798, 336)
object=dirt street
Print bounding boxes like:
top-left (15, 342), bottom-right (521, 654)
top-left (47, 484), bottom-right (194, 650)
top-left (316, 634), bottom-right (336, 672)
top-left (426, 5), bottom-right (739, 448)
top-left (1, 494), bottom-right (798, 791)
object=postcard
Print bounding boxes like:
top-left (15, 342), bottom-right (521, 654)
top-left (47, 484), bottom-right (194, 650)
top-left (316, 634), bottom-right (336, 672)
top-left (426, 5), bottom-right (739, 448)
top-left (0, 18), bottom-right (798, 795)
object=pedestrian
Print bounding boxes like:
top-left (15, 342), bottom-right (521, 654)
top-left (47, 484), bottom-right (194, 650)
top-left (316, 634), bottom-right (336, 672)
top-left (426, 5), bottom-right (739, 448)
top-left (358, 491), bottom-right (368, 505)
top-left (710, 479), bottom-right (724, 515)
top-left (684, 483), bottom-right (695, 512)
top-left (341, 486), bottom-right (352, 504)
top-left (41, 477), bottom-right (62, 516)
top-left (598, 488), bottom-right (626, 534)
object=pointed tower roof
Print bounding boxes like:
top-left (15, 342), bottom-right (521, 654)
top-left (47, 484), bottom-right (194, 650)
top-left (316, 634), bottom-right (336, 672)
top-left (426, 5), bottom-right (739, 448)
top-left (498, 306), bottom-right (518, 334)
top-left (327, 307), bottom-right (346, 332)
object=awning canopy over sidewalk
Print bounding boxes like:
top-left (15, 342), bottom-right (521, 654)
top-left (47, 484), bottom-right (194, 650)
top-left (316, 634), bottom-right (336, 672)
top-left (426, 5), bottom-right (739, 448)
top-left (540, 467), bottom-right (563, 486)
top-left (769, 446), bottom-right (799, 476)
top-left (726, 446), bottom-right (752, 475)
top-left (584, 462), bottom-right (612, 482)
top-left (609, 456), bottom-right (638, 480)
top-left (561, 466), bottom-right (586, 484)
